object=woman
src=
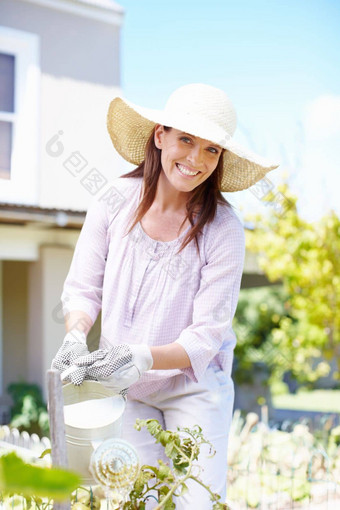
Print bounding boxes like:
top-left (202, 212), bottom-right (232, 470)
top-left (52, 83), bottom-right (279, 508)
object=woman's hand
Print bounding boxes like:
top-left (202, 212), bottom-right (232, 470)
top-left (51, 329), bottom-right (91, 385)
top-left (73, 344), bottom-right (153, 392)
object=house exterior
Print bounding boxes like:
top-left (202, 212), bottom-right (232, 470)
top-left (0, 0), bottom-right (126, 419)
top-left (0, 0), bottom-right (269, 422)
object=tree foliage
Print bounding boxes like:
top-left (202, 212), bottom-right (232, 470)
top-left (244, 183), bottom-right (340, 384)
top-left (233, 285), bottom-right (291, 385)
top-left (7, 382), bottom-right (49, 437)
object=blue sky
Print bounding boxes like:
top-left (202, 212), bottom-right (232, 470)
top-left (116, 0), bottom-right (340, 222)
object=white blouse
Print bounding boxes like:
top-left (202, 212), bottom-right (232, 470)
top-left (61, 175), bottom-right (245, 399)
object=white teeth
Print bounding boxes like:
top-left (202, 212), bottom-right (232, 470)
top-left (177, 164), bottom-right (199, 176)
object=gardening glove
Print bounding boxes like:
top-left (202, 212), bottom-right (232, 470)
top-left (73, 344), bottom-right (153, 393)
top-left (51, 329), bottom-right (91, 385)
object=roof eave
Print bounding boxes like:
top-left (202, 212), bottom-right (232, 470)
top-left (0, 204), bottom-right (86, 229)
top-left (20, 0), bottom-right (125, 27)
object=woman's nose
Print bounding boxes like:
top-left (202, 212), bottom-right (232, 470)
top-left (187, 144), bottom-right (204, 168)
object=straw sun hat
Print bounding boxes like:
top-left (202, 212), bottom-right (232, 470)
top-left (107, 83), bottom-right (280, 192)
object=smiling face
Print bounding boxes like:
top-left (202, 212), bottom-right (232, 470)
top-left (154, 125), bottom-right (223, 193)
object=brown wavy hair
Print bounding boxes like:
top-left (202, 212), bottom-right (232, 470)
top-left (119, 126), bottom-right (233, 256)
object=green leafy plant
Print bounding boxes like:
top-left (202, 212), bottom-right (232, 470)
top-left (71, 487), bottom-right (101, 510)
top-left (0, 421), bottom-right (230, 509)
top-left (0, 452), bottom-right (81, 502)
top-left (7, 382), bottom-right (49, 437)
top-left (122, 419), bottom-right (230, 509)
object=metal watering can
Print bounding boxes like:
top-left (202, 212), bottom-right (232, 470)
top-left (62, 380), bottom-right (127, 485)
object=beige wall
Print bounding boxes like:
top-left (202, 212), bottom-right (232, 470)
top-left (0, 244), bottom-right (102, 407)
top-left (1, 261), bottom-right (29, 405)
top-left (28, 245), bottom-right (72, 386)
top-left (0, 222), bottom-right (105, 408)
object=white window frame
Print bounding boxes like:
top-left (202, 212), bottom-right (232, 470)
top-left (0, 27), bottom-right (40, 205)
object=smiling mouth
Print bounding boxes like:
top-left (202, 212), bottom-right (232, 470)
top-left (176, 163), bottom-right (201, 176)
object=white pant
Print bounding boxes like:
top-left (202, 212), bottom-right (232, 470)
top-left (121, 366), bottom-right (234, 510)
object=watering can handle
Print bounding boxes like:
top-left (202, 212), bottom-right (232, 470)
top-left (60, 365), bottom-right (79, 382)
top-left (60, 366), bottom-right (128, 400)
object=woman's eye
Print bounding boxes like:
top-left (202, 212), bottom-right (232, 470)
top-left (208, 147), bottom-right (219, 154)
top-left (180, 137), bottom-right (191, 144)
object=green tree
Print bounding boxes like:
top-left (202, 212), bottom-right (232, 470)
top-left (244, 183), bottom-right (340, 385)
top-left (233, 285), bottom-right (291, 385)
top-left (7, 382), bottom-right (49, 437)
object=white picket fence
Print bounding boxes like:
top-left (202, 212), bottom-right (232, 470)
top-left (0, 425), bottom-right (51, 462)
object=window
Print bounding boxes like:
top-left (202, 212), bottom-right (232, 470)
top-left (0, 27), bottom-right (40, 204)
top-left (0, 53), bottom-right (15, 180)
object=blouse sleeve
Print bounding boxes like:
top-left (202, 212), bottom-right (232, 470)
top-left (175, 210), bottom-right (245, 382)
top-left (61, 197), bottom-right (109, 325)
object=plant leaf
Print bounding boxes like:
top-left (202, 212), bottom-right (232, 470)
top-left (0, 452), bottom-right (81, 500)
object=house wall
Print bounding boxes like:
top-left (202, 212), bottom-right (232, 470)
top-left (0, 243), bottom-right (102, 411)
top-left (0, 0), bottom-right (127, 212)
top-left (1, 261), bottom-right (29, 405)
top-left (26, 243), bottom-right (102, 398)
top-left (0, 0), bottom-right (121, 86)
top-left (0, 0), bottom-right (124, 413)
